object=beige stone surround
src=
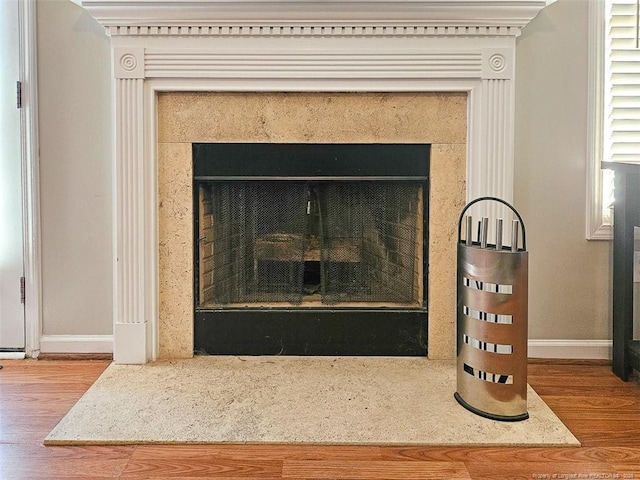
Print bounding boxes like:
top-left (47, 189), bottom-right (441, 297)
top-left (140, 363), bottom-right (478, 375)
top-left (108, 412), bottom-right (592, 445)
top-left (157, 92), bottom-right (466, 360)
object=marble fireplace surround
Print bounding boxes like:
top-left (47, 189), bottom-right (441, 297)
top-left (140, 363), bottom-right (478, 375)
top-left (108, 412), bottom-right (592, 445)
top-left (77, 0), bottom-right (550, 364)
top-left (158, 92), bottom-right (466, 360)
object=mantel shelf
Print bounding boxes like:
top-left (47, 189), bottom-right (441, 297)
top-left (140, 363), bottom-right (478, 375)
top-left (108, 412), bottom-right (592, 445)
top-left (76, 0), bottom-right (552, 30)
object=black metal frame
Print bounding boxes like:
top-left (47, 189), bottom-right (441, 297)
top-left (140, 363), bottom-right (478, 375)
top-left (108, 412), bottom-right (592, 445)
top-left (194, 309), bottom-right (427, 356)
top-left (193, 143), bottom-right (429, 179)
top-left (193, 143), bottom-right (430, 356)
top-left (603, 161), bottom-right (640, 380)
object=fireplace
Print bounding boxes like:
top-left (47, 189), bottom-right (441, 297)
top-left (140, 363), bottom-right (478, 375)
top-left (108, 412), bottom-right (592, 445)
top-left (193, 143), bottom-right (428, 355)
top-left (76, 0), bottom-right (550, 364)
top-left (157, 91), bottom-right (465, 360)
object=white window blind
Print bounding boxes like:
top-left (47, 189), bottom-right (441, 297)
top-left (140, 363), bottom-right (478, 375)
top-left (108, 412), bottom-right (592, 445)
top-left (587, 0), bottom-right (640, 239)
top-left (605, 0), bottom-right (640, 165)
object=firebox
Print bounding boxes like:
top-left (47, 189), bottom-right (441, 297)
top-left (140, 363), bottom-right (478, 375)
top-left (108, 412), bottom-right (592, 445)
top-left (193, 143), bottom-right (429, 355)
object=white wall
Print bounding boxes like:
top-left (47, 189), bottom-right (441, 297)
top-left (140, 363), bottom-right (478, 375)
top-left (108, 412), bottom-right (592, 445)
top-left (515, 0), bottom-right (612, 342)
top-left (37, 0), bottom-right (112, 336)
top-left (34, 0), bottom-right (612, 352)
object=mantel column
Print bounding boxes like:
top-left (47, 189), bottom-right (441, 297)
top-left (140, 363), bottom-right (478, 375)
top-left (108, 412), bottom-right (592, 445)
top-left (112, 47), bottom-right (150, 364)
top-left (467, 48), bottom-right (516, 225)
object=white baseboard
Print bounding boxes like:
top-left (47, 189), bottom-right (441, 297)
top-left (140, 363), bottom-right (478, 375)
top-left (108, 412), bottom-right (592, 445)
top-left (39, 335), bottom-right (113, 354)
top-left (528, 339), bottom-right (612, 360)
top-left (31, 336), bottom-right (612, 360)
top-left (0, 352), bottom-right (26, 360)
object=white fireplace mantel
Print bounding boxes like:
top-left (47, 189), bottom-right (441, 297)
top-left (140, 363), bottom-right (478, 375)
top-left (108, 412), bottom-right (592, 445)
top-left (76, 0), bottom-right (551, 364)
top-left (78, 0), bottom-right (550, 28)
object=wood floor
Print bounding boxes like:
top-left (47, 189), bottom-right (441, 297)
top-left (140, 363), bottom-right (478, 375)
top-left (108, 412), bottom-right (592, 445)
top-left (1, 359), bottom-right (640, 479)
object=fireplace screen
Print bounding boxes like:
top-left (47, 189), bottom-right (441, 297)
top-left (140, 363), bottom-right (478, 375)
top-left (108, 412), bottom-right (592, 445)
top-left (193, 143), bottom-right (429, 356)
top-left (197, 181), bottom-right (423, 307)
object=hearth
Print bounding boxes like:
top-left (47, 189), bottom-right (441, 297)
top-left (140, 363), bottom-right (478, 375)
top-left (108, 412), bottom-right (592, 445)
top-left (193, 143), bottom-right (429, 355)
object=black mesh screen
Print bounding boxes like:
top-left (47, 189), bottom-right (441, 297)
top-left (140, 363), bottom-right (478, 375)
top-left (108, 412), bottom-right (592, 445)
top-left (319, 183), bottom-right (420, 304)
top-left (202, 181), bottom-right (422, 306)
top-left (211, 182), bottom-right (309, 304)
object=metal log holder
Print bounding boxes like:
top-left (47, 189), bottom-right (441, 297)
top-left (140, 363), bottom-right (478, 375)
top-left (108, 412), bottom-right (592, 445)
top-left (454, 197), bottom-right (529, 422)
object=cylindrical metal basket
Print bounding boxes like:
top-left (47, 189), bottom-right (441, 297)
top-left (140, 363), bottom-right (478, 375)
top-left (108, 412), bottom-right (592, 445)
top-left (454, 197), bottom-right (529, 422)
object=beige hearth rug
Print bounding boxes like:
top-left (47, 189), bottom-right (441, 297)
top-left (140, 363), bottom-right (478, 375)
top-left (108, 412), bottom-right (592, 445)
top-left (45, 356), bottom-right (579, 446)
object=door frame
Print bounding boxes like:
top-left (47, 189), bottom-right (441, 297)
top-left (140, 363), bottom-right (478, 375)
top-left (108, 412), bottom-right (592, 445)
top-left (18, 0), bottom-right (41, 358)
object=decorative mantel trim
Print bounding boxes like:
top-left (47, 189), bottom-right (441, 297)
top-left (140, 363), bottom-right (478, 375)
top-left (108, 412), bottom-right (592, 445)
top-left (114, 47), bottom-right (144, 79)
top-left (136, 50), bottom-right (514, 81)
top-left (78, 0), bottom-right (551, 32)
top-left (77, 0), bottom-right (551, 364)
top-left (107, 25), bottom-right (523, 37)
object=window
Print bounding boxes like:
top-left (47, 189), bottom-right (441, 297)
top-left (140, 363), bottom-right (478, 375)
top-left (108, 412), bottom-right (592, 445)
top-left (588, 0), bottom-right (640, 239)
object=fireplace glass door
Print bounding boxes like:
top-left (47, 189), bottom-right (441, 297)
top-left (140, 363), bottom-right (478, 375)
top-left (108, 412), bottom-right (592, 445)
top-left (193, 143), bottom-right (429, 356)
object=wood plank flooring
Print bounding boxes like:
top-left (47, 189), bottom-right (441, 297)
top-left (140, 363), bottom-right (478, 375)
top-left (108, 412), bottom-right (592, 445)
top-left (1, 359), bottom-right (639, 479)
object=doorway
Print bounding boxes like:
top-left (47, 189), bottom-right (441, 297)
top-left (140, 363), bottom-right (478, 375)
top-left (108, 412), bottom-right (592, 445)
top-left (0, 0), bottom-right (25, 353)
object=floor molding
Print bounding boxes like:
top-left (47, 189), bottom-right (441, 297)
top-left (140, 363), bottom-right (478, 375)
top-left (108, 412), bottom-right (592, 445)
top-left (0, 352), bottom-right (26, 360)
top-left (39, 335), bottom-right (113, 355)
top-left (37, 353), bottom-right (113, 361)
top-left (528, 339), bottom-right (612, 360)
top-left (33, 336), bottom-right (612, 360)
top-left (527, 358), bottom-right (610, 366)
